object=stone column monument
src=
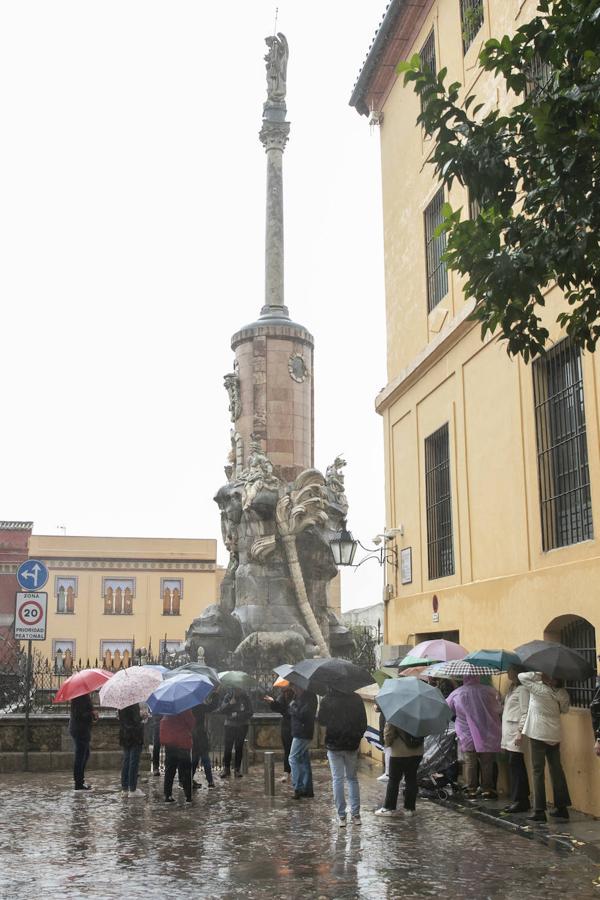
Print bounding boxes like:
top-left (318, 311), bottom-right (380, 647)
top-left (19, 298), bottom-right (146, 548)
top-left (187, 35), bottom-right (352, 670)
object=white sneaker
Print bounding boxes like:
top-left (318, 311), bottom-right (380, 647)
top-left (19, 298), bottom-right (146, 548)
top-left (338, 815), bottom-right (347, 827)
top-left (377, 774), bottom-right (389, 782)
top-left (351, 814), bottom-right (362, 825)
top-left (404, 810), bottom-right (416, 817)
top-left (280, 774), bottom-right (290, 783)
top-left (128, 789), bottom-right (145, 797)
top-left (374, 807), bottom-right (398, 817)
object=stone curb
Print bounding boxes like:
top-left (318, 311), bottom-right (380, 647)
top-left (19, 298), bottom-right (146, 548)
top-left (430, 795), bottom-right (600, 863)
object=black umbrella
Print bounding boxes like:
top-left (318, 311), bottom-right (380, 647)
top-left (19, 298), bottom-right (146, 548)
top-left (164, 663), bottom-right (221, 686)
top-left (287, 658), bottom-right (375, 695)
top-left (514, 640), bottom-right (594, 682)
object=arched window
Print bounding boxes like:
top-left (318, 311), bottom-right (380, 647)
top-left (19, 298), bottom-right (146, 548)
top-left (545, 614), bottom-right (597, 708)
top-left (56, 578), bottom-right (77, 614)
top-left (161, 579), bottom-right (183, 616)
top-left (103, 579), bottom-right (135, 615)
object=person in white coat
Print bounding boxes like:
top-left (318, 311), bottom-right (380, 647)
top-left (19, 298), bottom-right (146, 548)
top-left (518, 671), bottom-right (571, 822)
top-left (501, 667), bottom-right (530, 813)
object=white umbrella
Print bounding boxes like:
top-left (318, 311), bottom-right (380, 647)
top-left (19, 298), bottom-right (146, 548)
top-left (99, 666), bottom-right (163, 710)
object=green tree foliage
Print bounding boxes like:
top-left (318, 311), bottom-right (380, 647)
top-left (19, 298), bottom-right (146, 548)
top-left (398, 0), bottom-right (600, 360)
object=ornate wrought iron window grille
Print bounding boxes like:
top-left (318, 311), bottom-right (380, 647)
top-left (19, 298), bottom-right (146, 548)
top-left (425, 423), bottom-right (455, 579)
top-left (424, 188), bottom-right (448, 313)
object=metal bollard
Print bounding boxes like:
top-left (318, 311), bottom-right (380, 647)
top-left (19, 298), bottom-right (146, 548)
top-left (264, 751), bottom-right (275, 796)
top-left (241, 738), bottom-right (249, 774)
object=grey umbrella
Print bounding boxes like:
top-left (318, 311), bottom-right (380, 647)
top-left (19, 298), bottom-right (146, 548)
top-left (376, 676), bottom-right (452, 737)
top-left (514, 640), bottom-right (594, 681)
top-left (165, 663), bottom-right (220, 686)
top-left (287, 658), bottom-right (375, 694)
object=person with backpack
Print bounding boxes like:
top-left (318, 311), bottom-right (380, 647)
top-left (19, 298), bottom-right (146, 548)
top-left (317, 688), bottom-right (367, 826)
top-left (374, 722), bottom-right (424, 817)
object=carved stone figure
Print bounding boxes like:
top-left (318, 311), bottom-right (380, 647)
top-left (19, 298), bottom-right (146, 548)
top-left (224, 370), bottom-right (241, 422)
top-left (239, 438), bottom-right (280, 510)
top-left (326, 455), bottom-right (349, 514)
top-left (264, 33), bottom-right (288, 102)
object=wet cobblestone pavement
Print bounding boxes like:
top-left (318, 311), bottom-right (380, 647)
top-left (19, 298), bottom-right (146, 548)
top-left (2, 761), bottom-right (599, 899)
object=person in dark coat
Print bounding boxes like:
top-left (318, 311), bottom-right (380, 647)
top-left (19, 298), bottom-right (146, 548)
top-left (265, 686), bottom-right (294, 782)
top-left (69, 693), bottom-right (97, 791)
top-left (160, 710), bottom-right (195, 803)
top-left (318, 689), bottom-right (367, 826)
top-left (151, 713), bottom-right (162, 775)
top-left (217, 687), bottom-right (253, 778)
top-left (191, 692), bottom-right (220, 788)
top-left (288, 685), bottom-right (318, 800)
top-left (118, 703), bottom-right (145, 796)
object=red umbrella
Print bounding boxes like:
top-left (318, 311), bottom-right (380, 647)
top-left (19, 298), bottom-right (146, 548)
top-left (53, 668), bottom-right (113, 703)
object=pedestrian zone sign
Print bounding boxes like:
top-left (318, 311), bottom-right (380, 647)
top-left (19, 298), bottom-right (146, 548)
top-left (15, 592), bottom-right (48, 641)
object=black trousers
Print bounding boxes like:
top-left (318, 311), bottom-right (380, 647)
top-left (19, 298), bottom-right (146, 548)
top-left (164, 746), bottom-right (192, 801)
top-left (384, 756), bottom-right (421, 811)
top-left (223, 724), bottom-right (248, 772)
top-left (507, 750), bottom-right (530, 804)
top-left (72, 736), bottom-right (90, 788)
top-left (282, 729), bottom-right (292, 774)
top-left (530, 738), bottom-right (571, 812)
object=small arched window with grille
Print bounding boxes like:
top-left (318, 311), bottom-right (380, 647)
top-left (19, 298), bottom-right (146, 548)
top-left (559, 617), bottom-right (597, 708)
top-left (161, 579), bottom-right (182, 616)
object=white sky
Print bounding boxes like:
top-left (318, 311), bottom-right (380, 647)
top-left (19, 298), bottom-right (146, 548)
top-left (0, 1), bottom-right (387, 612)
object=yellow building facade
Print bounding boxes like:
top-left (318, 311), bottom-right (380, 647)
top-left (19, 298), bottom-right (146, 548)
top-left (29, 535), bottom-right (223, 668)
top-left (352, 0), bottom-right (600, 814)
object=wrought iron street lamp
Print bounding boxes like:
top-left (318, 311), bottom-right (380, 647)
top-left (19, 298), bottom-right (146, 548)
top-left (329, 523), bottom-right (358, 567)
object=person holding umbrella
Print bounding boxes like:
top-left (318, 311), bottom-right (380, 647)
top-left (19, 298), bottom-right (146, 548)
top-left (288, 684), bottom-right (318, 799)
top-left (518, 671), bottom-right (571, 821)
top-left (217, 686), bottom-right (253, 779)
top-left (501, 667), bottom-right (530, 813)
top-left (264, 680), bottom-right (294, 783)
top-left (317, 687), bottom-right (367, 826)
top-left (118, 703), bottom-right (146, 797)
top-left (160, 710), bottom-right (195, 803)
top-left (591, 663), bottom-right (600, 758)
top-left (446, 675), bottom-right (502, 799)
top-left (70, 693), bottom-right (98, 792)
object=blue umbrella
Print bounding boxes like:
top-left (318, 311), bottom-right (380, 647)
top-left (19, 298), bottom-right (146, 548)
top-left (147, 672), bottom-right (214, 715)
top-left (464, 649), bottom-right (522, 672)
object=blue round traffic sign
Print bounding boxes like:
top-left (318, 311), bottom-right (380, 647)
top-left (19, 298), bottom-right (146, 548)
top-left (16, 559), bottom-right (49, 592)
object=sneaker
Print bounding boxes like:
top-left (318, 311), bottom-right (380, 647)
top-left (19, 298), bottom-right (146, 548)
top-left (128, 789), bottom-right (145, 797)
top-left (404, 810), bottom-right (416, 817)
top-left (293, 791), bottom-right (302, 800)
top-left (74, 784), bottom-right (93, 792)
top-left (280, 774), bottom-right (290, 783)
top-left (164, 796), bottom-right (175, 803)
top-left (185, 797), bottom-right (193, 803)
top-left (479, 790), bottom-right (498, 800)
top-left (549, 808), bottom-right (570, 820)
top-left (377, 773), bottom-right (389, 783)
top-left (374, 807), bottom-right (397, 818)
top-left (234, 771), bottom-right (243, 778)
top-left (220, 769), bottom-right (231, 779)
top-left (207, 782), bottom-right (215, 789)
top-left (338, 816), bottom-right (347, 827)
top-left (504, 802), bottom-right (531, 814)
top-left (351, 815), bottom-right (362, 825)
top-left (192, 782), bottom-right (201, 790)
top-left (152, 770), bottom-right (161, 777)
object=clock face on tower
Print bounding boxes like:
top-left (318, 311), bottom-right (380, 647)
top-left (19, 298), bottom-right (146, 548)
top-left (288, 353), bottom-right (308, 383)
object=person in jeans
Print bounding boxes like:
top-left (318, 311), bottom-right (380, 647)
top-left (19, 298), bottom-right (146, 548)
top-left (191, 693), bottom-right (220, 788)
top-left (374, 722), bottom-right (424, 817)
top-left (69, 692), bottom-right (97, 791)
top-left (317, 688), bottom-right (367, 826)
top-left (288, 685), bottom-right (317, 799)
top-left (501, 667), bottom-right (530, 813)
top-left (264, 685), bottom-right (294, 782)
top-left (160, 709), bottom-right (195, 803)
top-left (446, 675), bottom-right (502, 799)
top-left (518, 671), bottom-right (571, 821)
top-left (217, 687), bottom-right (253, 778)
top-left (118, 702), bottom-right (145, 797)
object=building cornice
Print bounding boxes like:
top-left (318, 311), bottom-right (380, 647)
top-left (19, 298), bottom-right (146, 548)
top-left (350, 0), bottom-right (433, 117)
top-left (36, 558), bottom-right (216, 572)
top-left (375, 300), bottom-right (478, 413)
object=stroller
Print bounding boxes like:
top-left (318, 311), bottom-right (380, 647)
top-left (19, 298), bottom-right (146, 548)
top-left (417, 721), bottom-right (460, 800)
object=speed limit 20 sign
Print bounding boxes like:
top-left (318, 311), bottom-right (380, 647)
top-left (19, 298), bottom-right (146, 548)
top-left (15, 592), bottom-right (48, 641)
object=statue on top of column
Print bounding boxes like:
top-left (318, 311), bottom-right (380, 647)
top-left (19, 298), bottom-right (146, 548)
top-left (264, 33), bottom-right (288, 102)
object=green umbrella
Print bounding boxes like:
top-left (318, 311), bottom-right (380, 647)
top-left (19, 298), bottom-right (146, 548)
top-left (218, 670), bottom-right (257, 690)
top-left (397, 654), bottom-right (441, 671)
top-left (373, 669), bottom-right (394, 687)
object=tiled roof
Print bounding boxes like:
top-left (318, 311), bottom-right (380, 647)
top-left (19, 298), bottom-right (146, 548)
top-left (0, 521), bottom-right (33, 530)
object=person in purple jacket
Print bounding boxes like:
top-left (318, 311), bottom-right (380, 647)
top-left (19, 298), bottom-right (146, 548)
top-left (447, 675), bottom-right (502, 799)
